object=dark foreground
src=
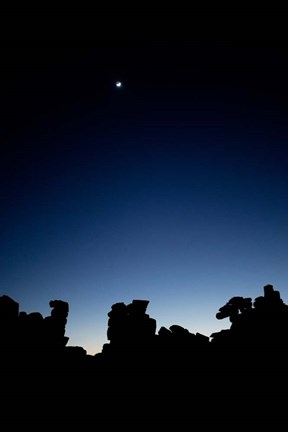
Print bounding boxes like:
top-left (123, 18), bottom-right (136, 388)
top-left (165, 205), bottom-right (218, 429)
top-left (1, 284), bottom-right (287, 424)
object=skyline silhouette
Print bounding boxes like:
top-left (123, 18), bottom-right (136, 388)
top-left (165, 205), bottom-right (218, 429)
top-left (1, 283), bottom-right (287, 422)
top-left (1, 283), bottom-right (287, 357)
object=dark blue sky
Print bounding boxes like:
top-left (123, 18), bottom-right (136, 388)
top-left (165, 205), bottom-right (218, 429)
top-left (1, 23), bottom-right (288, 354)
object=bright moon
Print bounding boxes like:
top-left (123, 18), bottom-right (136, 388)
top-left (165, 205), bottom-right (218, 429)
top-left (115, 81), bottom-right (122, 88)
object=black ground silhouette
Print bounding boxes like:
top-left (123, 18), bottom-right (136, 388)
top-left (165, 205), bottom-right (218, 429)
top-left (1, 284), bottom-right (287, 423)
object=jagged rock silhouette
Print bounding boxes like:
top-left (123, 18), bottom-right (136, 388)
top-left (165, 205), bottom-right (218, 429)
top-left (1, 284), bottom-right (287, 423)
top-left (210, 284), bottom-right (288, 355)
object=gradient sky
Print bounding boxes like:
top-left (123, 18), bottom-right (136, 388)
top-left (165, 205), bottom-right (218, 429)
top-left (1, 32), bottom-right (288, 355)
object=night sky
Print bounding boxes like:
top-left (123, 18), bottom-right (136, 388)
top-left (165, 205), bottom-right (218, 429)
top-left (1, 17), bottom-right (288, 354)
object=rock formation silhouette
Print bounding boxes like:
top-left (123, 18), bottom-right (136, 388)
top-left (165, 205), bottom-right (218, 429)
top-left (1, 284), bottom-right (287, 423)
